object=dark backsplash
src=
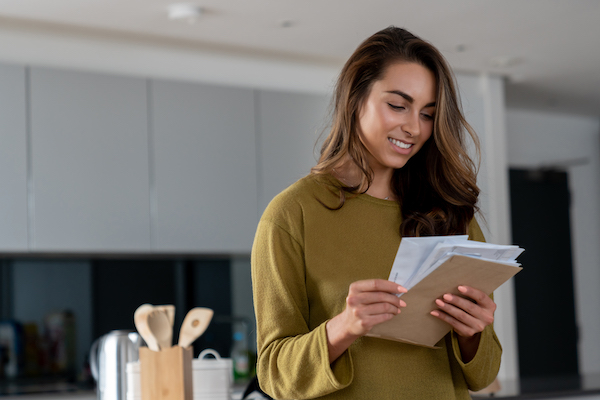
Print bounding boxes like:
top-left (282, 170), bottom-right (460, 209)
top-left (0, 256), bottom-right (234, 383)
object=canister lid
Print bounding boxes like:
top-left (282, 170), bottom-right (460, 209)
top-left (192, 349), bottom-right (233, 370)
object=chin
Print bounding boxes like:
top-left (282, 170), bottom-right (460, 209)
top-left (389, 158), bottom-right (410, 170)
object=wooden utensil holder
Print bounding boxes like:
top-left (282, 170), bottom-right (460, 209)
top-left (139, 346), bottom-right (193, 400)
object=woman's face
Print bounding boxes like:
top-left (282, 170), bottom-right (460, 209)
top-left (357, 62), bottom-right (436, 174)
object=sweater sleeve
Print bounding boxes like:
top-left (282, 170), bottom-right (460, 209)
top-left (251, 218), bottom-right (353, 399)
top-left (450, 324), bottom-right (502, 391)
top-left (446, 217), bottom-right (502, 391)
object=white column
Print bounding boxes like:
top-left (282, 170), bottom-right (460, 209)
top-left (479, 74), bottom-right (520, 384)
top-left (457, 72), bottom-right (519, 384)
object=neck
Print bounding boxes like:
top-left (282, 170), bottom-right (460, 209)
top-left (365, 167), bottom-right (395, 200)
top-left (331, 158), bottom-right (396, 200)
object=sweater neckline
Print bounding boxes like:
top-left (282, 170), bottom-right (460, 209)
top-left (355, 192), bottom-right (400, 207)
top-left (315, 173), bottom-right (400, 208)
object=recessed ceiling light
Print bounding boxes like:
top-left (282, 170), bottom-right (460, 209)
top-left (167, 3), bottom-right (203, 23)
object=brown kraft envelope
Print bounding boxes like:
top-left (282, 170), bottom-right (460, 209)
top-left (366, 254), bottom-right (522, 348)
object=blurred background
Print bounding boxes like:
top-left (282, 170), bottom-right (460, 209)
top-left (0, 0), bottom-right (599, 397)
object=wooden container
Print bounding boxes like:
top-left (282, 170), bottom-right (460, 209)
top-left (139, 346), bottom-right (193, 400)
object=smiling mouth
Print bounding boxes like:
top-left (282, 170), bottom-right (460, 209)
top-left (388, 137), bottom-right (412, 149)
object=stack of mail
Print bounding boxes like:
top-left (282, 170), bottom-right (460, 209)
top-left (388, 235), bottom-right (524, 290)
top-left (366, 236), bottom-right (524, 347)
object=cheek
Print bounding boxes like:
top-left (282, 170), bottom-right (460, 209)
top-left (358, 106), bottom-right (375, 136)
top-left (358, 102), bottom-right (390, 137)
top-left (422, 122), bottom-right (434, 142)
top-left (380, 111), bottom-right (399, 131)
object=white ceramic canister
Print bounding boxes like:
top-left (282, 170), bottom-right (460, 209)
top-left (192, 349), bottom-right (233, 400)
top-left (126, 361), bottom-right (141, 400)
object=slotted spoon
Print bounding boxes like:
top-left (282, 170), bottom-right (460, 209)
top-left (178, 307), bottom-right (214, 348)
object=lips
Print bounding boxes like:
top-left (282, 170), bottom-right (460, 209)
top-left (388, 137), bottom-right (413, 149)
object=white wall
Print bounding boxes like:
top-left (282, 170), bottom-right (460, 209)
top-left (506, 108), bottom-right (600, 376)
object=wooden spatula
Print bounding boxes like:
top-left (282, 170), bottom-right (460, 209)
top-left (178, 308), bottom-right (214, 348)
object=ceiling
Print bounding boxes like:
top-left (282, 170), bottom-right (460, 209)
top-left (1, 0), bottom-right (599, 116)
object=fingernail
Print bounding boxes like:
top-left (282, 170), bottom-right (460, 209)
top-left (435, 299), bottom-right (445, 307)
top-left (443, 294), bottom-right (452, 301)
top-left (398, 286), bottom-right (407, 293)
top-left (399, 300), bottom-right (407, 307)
top-left (431, 311), bottom-right (439, 317)
top-left (458, 286), bottom-right (467, 293)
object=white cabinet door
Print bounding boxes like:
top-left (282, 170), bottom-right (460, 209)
top-left (0, 63), bottom-right (28, 251)
top-left (29, 67), bottom-right (151, 252)
top-left (256, 90), bottom-right (330, 215)
top-left (151, 80), bottom-right (257, 253)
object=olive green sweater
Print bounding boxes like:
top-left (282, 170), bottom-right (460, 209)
top-left (251, 174), bottom-right (501, 400)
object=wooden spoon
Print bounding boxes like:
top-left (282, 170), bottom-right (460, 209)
top-left (134, 304), bottom-right (160, 351)
top-left (154, 305), bottom-right (175, 329)
top-left (147, 310), bottom-right (173, 350)
top-left (178, 308), bottom-right (214, 348)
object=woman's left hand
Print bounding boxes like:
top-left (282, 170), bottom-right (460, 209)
top-left (430, 285), bottom-right (496, 361)
top-left (430, 285), bottom-right (496, 337)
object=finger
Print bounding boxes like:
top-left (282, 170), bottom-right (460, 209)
top-left (457, 286), bottom-right (496, 311)
top-left (349, 279), bottom-right (407, 295)
top-left (435, 299), bottom-right (493, 336)
top-left (359, 305), bottom-right (402, 329)
top-left (434, 298), bottom-right (483, 329)
top-left (353, 302), bottom-right (403, 319)
top-left (439, 293), bottom-right (490, 321)
top-left (430, 309), bottom-right (479, 337)
top-left (364, 313), bottom-right (397, 328)
top-left (347, 291), bottom-right (407, 309)
top-left (347, 304), bottom-right (400, 335)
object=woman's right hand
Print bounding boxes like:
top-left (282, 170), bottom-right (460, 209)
top-left (326, 279), bottom-right (407, 362)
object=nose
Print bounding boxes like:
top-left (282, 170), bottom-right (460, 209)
top-left (402, 110), bottom-right (421, 137)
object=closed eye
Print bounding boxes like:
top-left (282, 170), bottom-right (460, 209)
top-left (421, 113), bottom-right (434, 121)
top-left (388, 103), bottom-right (405, 111)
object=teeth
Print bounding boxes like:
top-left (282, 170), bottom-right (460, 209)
top-left (389, 138), bottom-right (412, 149)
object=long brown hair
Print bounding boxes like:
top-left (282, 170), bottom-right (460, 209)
top-left (311, 26), bottom-right (480, 237)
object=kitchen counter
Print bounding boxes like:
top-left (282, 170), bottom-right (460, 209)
top-left (0, 384), bottom-right (263, 399)
top-left (0, 390), bottom-right (267, 400)
top-left (0, 392), bottom-right (95, 400)
top-left (0, 379), bottom-right (93, 398)
top-left (3, 376), bottom-right (600, 399)
top-left (473, 374), bottom-right (600, 399)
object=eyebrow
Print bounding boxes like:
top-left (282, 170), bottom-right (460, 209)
top-left (386, 90), bottom-right (436, 108)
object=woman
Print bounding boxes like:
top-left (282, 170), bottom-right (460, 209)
top-left (251, 26), bottom-right (501, 399)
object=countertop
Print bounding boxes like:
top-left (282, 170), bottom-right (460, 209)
top-left (0, 389), bottom-right (267, 400)
top-left (473, 374), bottom-right (600, 399)
top-left (0, 382), bottom-right (262, 399)
top-left (2, 375), bottom-right (600, 399)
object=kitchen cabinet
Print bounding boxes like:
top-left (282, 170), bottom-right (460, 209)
top-left (1, 61), bottom-right (331, 254)
top-left (150, 80), bottom-right (257, 253)
top-left (29, 67), bottom-right (151, 252)
top-left (255, 90), bottom-right (330, 215)
top-left (0, 63), bottom-right (28, 251)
